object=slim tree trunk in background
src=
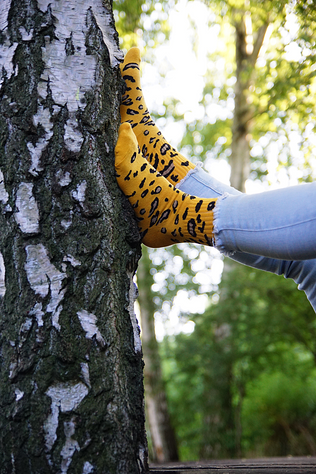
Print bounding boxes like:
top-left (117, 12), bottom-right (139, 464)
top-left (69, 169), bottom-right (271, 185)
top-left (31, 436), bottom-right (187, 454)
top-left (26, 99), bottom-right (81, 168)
top-left (0, 1), bottom-right (148, 473)
top-left (206, 9), bottom-right (270, 456)
top-left (230, 11), bottom-right (269, 192)
top-left (138, 247), bottom-right (179, 463)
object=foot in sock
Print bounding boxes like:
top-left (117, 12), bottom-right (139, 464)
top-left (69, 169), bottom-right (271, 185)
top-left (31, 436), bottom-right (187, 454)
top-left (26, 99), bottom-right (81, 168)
top-left (115, 123), bottom-right (217, 248)
top-left (120, 48), bottom-right (195, 185)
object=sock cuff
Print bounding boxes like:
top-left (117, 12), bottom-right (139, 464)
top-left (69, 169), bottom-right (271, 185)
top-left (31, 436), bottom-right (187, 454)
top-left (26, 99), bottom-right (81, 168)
top-left (175, 162), bottom-right (202, 189)
top-left (212, 193), bottom-right (236, 256)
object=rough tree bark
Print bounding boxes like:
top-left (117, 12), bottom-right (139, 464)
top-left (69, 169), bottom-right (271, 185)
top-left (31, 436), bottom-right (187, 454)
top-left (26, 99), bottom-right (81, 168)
top-left (0, 1), bottom-right (148, 473)
top-left (137, 247), bottom-right (179, 463)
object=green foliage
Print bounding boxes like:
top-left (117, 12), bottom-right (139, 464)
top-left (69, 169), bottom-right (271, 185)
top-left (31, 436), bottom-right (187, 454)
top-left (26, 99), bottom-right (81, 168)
top-left (160, 263), bottom-right (316, 459)
top-left (243, 369), bottom-right (316, 456)
top-left (114, 0), bottom-right (171, 50)
top-left (173, 0), bottom-right (316, 183)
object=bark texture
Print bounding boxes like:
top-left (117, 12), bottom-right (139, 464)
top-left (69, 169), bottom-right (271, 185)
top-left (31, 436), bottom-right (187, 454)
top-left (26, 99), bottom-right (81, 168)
top-left (0, 1), bottom-right (147, 473)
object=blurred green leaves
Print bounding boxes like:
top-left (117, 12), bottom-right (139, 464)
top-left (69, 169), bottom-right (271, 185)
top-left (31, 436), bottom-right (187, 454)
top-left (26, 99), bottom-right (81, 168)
top-left (114, 0), bottom-right (171, 49)
top-left (161, 264), bottom-right (316, 459)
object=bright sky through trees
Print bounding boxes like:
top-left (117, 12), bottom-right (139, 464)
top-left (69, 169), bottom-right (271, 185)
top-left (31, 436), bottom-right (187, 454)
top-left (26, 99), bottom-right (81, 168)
top-left (137, 0), bottom-right (315, 192)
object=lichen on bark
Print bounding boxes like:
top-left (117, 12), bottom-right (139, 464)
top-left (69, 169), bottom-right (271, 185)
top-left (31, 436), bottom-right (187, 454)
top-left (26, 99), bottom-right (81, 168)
top-left (0, 1), bottom-right (147, 473)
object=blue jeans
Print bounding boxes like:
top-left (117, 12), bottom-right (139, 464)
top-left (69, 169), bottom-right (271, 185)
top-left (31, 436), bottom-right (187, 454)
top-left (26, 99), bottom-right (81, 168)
top-left (178, 165), bottom-right (316, 311)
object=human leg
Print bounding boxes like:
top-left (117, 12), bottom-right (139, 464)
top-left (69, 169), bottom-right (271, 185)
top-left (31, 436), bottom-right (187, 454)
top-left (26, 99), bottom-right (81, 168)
top-left (178, 165), bottom-right (316, 311)
top-left (179, 165), bottom-right (316, 260)
top-left (214, 184), bottom-right (316, 260)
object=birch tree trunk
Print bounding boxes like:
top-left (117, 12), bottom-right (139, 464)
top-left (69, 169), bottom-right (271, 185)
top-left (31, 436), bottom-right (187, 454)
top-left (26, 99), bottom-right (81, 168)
top-left (0, 1), bottom-right (148, 473)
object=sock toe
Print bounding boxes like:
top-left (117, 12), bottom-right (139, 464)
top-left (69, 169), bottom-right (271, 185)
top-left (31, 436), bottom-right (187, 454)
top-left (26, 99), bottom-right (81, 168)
top-left (120, 47), bottom-right (141, 74)
top-left (125, 47), bottom-right (141, 64)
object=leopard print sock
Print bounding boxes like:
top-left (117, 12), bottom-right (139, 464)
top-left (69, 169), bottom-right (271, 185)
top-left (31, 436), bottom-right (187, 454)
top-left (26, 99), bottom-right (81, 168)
top-left (120, 47), bottom-right (195, 185)
top-left (115, 123), bottom-right (216, 248)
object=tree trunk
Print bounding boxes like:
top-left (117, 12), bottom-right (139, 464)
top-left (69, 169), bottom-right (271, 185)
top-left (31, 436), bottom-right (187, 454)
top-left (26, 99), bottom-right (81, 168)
top-left (0, 1), bottom-right (148, 473)
top-left (204, 10), bottom-right (270, 457)
top-left (138, 247), bottom-right (179, 463)
top-left (230, 11), bottom-right (269, 192)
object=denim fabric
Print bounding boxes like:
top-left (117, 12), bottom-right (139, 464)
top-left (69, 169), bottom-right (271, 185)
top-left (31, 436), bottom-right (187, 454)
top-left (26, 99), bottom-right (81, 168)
top-left (178, 166), bottom-right (316, 311)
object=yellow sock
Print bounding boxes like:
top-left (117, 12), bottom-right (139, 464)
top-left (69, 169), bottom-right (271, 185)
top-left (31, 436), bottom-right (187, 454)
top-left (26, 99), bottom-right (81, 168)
top-left (115, 123), bottom-right (216, 248)
top-left (120, 47), bottom-right (195, 185)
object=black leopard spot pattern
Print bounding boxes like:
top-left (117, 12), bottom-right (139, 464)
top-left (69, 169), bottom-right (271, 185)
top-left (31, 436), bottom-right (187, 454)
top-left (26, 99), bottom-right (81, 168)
top-left (120, 57), bottom-right (196, 184)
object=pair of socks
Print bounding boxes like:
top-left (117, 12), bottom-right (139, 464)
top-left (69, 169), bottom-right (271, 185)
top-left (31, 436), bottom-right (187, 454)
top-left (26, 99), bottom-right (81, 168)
top-left (115, 48), bottom-right (217, 248)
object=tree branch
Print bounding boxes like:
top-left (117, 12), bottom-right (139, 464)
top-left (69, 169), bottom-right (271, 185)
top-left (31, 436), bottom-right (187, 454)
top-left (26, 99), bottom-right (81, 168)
top-left (250, 22), bottom-right (270, 67)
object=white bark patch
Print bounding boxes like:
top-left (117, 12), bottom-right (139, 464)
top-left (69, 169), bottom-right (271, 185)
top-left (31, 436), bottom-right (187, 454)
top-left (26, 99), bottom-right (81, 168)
top-left (0, 0), bottom-right (18, 91)
top-left (138, 445), bottom-right (148, 473)
top-left (0, 1), bottom-right (18, 89)
top-left (19, 26), bottom-right (34, 41)
top-left (18, 316), bottom-right (33, 349)
top-left (20, 317), bottom-right (32, 332)
top-left (30, 303), bottom-right (45, 342)
top-left (37, 2), bottom-right (97, 111)
top-left (87, 3), bottom-right (123, 67)
top-left (37, 0), bottom-right (122, 109)
top-left (0, 252), bottom-right (6, 297)
top-left (77, 310), bottom-right (105, 347)
top-left (30, 303), bottom-right (45, 327)
top-left (36, 0), bottom-right (122, 162)
top-left (0, 41), bottom-right (18, 87)
top-left (72, 181), bottom-right (87, 204)
top-left (61, 212), bottom-right (73, 230)
top-left (15, 389), bottom-right (24, 401)
top-left (28, 106), bottom-right (54, 176)
top-left (25, 244), bottom-right (66, 330)
top-left (0, 0), bottom-right (11, 31)
top-left (64, 117), bottom-right (84, 152)
top-left (80, 362), bottom-right (91, 388)
top-left (15, 183), bottom-right (40, 234)
top-left (60, 419), bottom-right (80, 474)
top-left (44, 382), bottom-right (89, 453)
top-left (56, 170), bottom-right (72, 187)
top-left (82, 462), bottom-right (94, 474)
top-left (63, 254), bottom-right (81, 267)
top-left (127, 271), bottom-right (142, 353)
top-left (0, 169), bottom-right (9, 205)
top-left (9, 362), bottom-right (17, 379)
top-left (10, 454), bottom-right (15, 472)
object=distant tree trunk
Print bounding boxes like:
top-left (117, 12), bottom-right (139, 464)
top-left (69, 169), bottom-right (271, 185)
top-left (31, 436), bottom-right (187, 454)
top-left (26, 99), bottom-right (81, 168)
top-left (205, 10), bottom-right (270, 457)
top-left (138, 247), bottom-right (179, 463)
top-left (230, 11), bottom-right (269, 192)
top-left (0, 1), bottom-right (148, 473)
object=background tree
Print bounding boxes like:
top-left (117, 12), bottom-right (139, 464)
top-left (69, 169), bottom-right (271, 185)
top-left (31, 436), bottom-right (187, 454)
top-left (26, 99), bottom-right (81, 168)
top-left (138, 248), bottom-right (179, 462)
top-left (0, 1), bottom-right (148, 472)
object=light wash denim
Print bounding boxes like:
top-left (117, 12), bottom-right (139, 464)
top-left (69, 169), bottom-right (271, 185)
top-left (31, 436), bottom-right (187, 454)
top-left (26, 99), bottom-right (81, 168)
top-left (178, 165), bottom-right (316, 311)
